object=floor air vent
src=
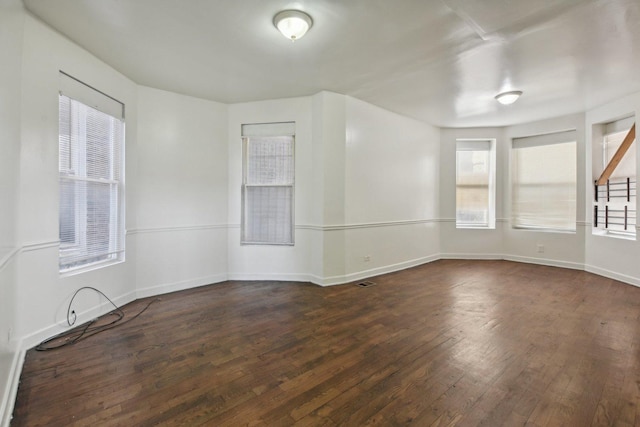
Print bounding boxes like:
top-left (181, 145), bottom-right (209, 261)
top-left (356, 281), bottom-right (376, 288)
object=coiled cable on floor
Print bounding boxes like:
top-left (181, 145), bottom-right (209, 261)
top-left (35, 286), bottom-right (158, 351)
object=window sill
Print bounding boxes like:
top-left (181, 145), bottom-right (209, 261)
top-left (456, 225), bottom-right (496, 230)
top-left (60, 257), bottom-right (125, 278)
top-left (592, 229), bottom-right (636, 241)
top-left (511, 227), bottom-right (576, 234)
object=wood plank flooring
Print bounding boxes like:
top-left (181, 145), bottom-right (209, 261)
top-left (11, 260), bottom-right (640, 426)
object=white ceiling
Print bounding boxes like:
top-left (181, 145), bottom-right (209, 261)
top-left (23, 0), bottom-right (640, 127)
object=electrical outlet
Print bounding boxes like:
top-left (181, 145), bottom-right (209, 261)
top-left (364, 255), bottom-right (371, 262)
top-left (537, 244), bottom-right (544, 253)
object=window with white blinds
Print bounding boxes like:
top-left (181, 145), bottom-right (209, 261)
top-left (511, 130), bottom-right (576, 232)
top-left (58, 75), bottom-right (125, 272)
top-left (241, 122), bottom-right (295, 245)
top-left (456, 139), bottom-right (495, 228)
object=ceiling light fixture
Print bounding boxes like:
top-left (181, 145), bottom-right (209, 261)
top-left (273, 10), bottom-right (313, 41)
top-left (495, 90), bottom-right (523, 105)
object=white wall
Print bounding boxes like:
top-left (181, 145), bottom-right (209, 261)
top-left (585, 93), bottom-right (640, 285)
top-left (134, 86), bottom-right (228, 297)
top-left (343, 96), bottom-right (440, 281)
top-left (440, 127), bottom-right (505, 258)
top-left (16, 12), bottom-right (139, 348)
top-left (0, 1), bottom-right (23, 423)
top-left (311, 91), bottom-right (347, 281)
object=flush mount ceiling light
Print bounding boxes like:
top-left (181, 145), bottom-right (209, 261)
top-left (495, 90), bottom-right (523, 105)
top-left (273, 10), bottom-right (313, 41)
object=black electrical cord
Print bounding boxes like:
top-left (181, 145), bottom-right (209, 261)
top-left (35, 286), bottom-right (159, 351)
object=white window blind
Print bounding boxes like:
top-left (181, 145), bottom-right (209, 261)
top-left (241, 122), bottom-right (295, 245)
top-left (59, 85), bottom-right (124, 272)
top-left (456, 140), bottom-right (495, 228)
top-left (511, 130), bottom-right (576, 231)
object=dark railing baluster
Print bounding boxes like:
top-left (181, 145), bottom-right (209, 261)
top-left (627, 177), bottom-right (631, 202)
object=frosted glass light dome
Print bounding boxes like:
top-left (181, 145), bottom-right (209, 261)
top-left (495, 91), bottom-right (523, 105)
top-left (274, 10), bottom-right (313, 41)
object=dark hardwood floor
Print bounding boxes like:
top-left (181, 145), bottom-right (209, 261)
top-left (11, 260), bottom-right (640, 426)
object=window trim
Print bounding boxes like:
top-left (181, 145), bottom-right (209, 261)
top-left (455, 138), bottom-right (496, 229)
top-left (240, 122), bottom-right (296, 246)
top-left (58, 80), bottom-right (125, 275)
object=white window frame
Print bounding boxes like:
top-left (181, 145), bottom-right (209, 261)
top-left (455, 139), bottom-right (496, 229)
top-left (58, 72), bottom-right (125, 274)
top-left (241, 122), bottom-right (295, 246)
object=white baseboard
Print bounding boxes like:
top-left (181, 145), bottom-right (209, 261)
top-left (502, 254), bottom-right (585, 271)
top-left (1, 347), bottom-right (25, 427)
top-left (315, 254), bottom-right (441, 287)
top-left (440, 253), bottom-right (503, 260)
top-left (136, 274), bottom-right (229, 299)
top-left (226, 272), bottom-right (313, 283)
top-left (585, 264), bottom-right (640, 287)
top-left (441, 252), bottom-right (585, 271)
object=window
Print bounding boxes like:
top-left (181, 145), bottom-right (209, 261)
top-left (58, 73), bottom-right (125, 273)
top-left (593, 116), bottom-right (636, 238)
top-left (241, 122), bottom-right (295, 245)
top-left (602, 118), bottom-right (635, 180)
top-left (511, 130), bottom-right (576, 232)
top-left (456, 139), bottom-right (496, 228)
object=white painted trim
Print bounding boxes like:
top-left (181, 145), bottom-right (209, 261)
top-left (321, 219), bottom-right (438, 231)
top-left (294, 224), bottom-right (323, 231)
top-left (227, 255), bottom-right (440, 286)
top-left (235, 218), bottom-right (584, 231)
top-left (585, 264), bottom-right (640, 288)
top-left (440, 218), bottom-right (509, 224)
top-left (136, 274), bottom-right (228, 299)
top-left (440, 253), bottom-right (503, 260)
top-left (0, 248), bottom-right (19, 272)
top-left (1, 241), bottom-right (58, 271)
top-left (128, 224), bottom-right (228, 235)
top-left (21, 241), bottom-right (58, 252)
top-left (501, 254), bottom-right (584, 271)
top-left (226, 272), bottom-right (313, 283)
top-left (313, 254), bottom-right (441, 286)
top-left (0, 347), bottom-right (24, 427)
top-left (440, 252), bottom-right (584, 271)
top-left (230, 219), bottom-right (439, 232)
